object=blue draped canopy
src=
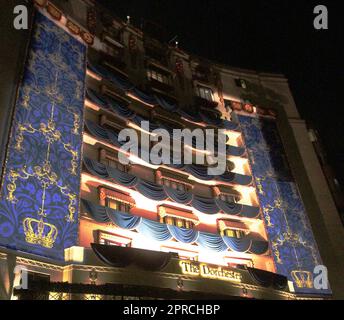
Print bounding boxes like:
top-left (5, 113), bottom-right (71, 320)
top-left (136, 179), bottom-right (168, 202)
top-left (222, 236), bottom-right (251, 253)
top-left (138, 219), bottom-right (172, 242)
top-left (167, 225), bottom-right (199, 244)
top-left (83, 158), bottom-right (260, 217)
top-left (105, 95), bottom-right (136, 119)
top-left (155, 95), bottom-right (178, 112)
top-left (197, 232), bottom-right (228, 252)
top-left (84, 157), bottom-right (139, 187)
top-left (249, 240), bottom-right (270, 255)
top-left (192, 195), bottom-right (219, 215)
top-left (87, 63), bottom-right (242, 131)
top-left (82, 199), bottom-right (269, 255)
top-left (131, 87), bottom-right (157, 105)
top-left (84, 121), bottom-right (253, 186)
top-left (215, 199), bottom-right (243, 215)
top-left (163, 186), bottom-right (193, 204)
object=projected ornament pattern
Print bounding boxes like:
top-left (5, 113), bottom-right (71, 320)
top-left (0, 12), bottom-right (86, 260)
top-left (239, 114), bottom-right (331, 295)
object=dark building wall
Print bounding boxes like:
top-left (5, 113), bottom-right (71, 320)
top-left (0, 1), bottom-right (33, 183)
top-left (260, 79), bottom-right (344, 299)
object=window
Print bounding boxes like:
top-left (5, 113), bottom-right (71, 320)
top-left (196, 85), bottom-right (214, 101)
top-left (147, 69), bottom-right (169, 84)
top-left (97, 231), bottom-right (132, 247)
top-left (107, 158), bottom-right (127, 172)
top-left (160, 216), bottom-right (194, 230)
top-left (235, 78), bottom-right (247, 89)
top-left (162, 179), bottom-right (186, 192)
top-left (222, 229), bottom-right (245, 239)
top-left (101, 156), bottom-right (127, 173)
top-left (103, 238), bottom-right (131, 247)
top-left (105, 198), bottom-right (132, 213)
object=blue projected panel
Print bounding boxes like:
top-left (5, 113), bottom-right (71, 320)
top-left (238, 114), bottom-right (331, 295)
top-left (0, 12), bottom-right (86, 260)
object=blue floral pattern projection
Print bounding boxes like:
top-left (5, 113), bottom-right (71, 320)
top-left (0, 12), bottom-right (86, 260)
top-left (238, 114), bottom-right (331, 295)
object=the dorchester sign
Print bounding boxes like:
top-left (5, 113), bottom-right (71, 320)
top-left (179, 260), bottom-right (242, 283)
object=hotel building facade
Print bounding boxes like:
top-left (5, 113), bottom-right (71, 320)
top-left (0, 0), bottom-right (343, 300)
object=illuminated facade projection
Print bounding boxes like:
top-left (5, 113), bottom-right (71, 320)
top-left (0, 11), bottom-right (86, 260)
top-left (0, 0), bottom-right (343, 300)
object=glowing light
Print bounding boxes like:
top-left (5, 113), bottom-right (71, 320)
top-left (127, 93), bottom-right (155, 108)
top-left (64, 246), bottom-right (84, 263)
top-left (128, 122), bottom-right (154, 136)
top-left (234, 185), bottom-right (258, 206)
top-left (179, 260), bottom-right (242, 283)
top-left (85, 99), bottom-right (100, 111)
top-left (83, 134), bottom-right (98, 146)
top-left (225, 131), bottom-right (242, 146)
top-left (181, 117), bottom-right (207, 127)
top-left (228, 156), bottom-right (250, 175)
top-left (86, 69), bottom-right (102, 81)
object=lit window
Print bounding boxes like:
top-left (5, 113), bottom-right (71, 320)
top-left (196, 85), bottom-right (214, 101)
top-left (222, 229), bottom-right (245, 239)
top-left (160, 216), bottom-right (194, 230)
top-left (147, 69), bottom-right (168, 84)
top-left (105, 198), bottom-right (131, 213)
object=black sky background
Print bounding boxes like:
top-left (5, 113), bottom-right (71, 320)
top-left (98, 0), bottom-right (343, 187)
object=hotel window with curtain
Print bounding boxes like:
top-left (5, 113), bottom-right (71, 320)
top-left (147, 69), bottom-right (170, 84)
top-left (160, 216), bottom-right (195, 230)
top-left (99, 187), bottom-right (135, 213)
top-left (105, 198), bottom-right (132, 213)
top-left (196, 85), bottom-right (214, 101)
top-left (222, 229), bottom-right (245, 239)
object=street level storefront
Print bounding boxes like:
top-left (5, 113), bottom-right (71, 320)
top-left (6, 245), bottom-right (295, 300)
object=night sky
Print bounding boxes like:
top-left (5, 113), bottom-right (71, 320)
top-left (98, 0), bottom-right (343, 187)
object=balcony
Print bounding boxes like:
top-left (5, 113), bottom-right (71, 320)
top-left (194, 96), bottom-right (218, 109)
top-left (102, 53), bottom-right (127, 78)
top-left (148, 78), bottom-right (174, 95)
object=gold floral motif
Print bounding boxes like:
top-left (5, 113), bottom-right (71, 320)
top-left (63, 143), bottom-right (79, 175)
top-left (255, 177), bottom-right (265, 195)
top-left (7, 164), bottom-right (77, 223)
top-left (45, 84), bottom-right (64, 103)
top-left (271, 241), bottom-right (282, 264)
top-left (72, 113), bottom-right (80, 135)
top-left (40, 120), bottom-right (62, 143)
top-left (7, 171), bottom-right (20, 203)
top-left (60, 185), bottom-right (77, 223)
top-left (15, 123), bottom-right (36, 151)
top-left (6, 168), bottom-right (31, 203)
top-left (263, 206), bottom-right (274, 227)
